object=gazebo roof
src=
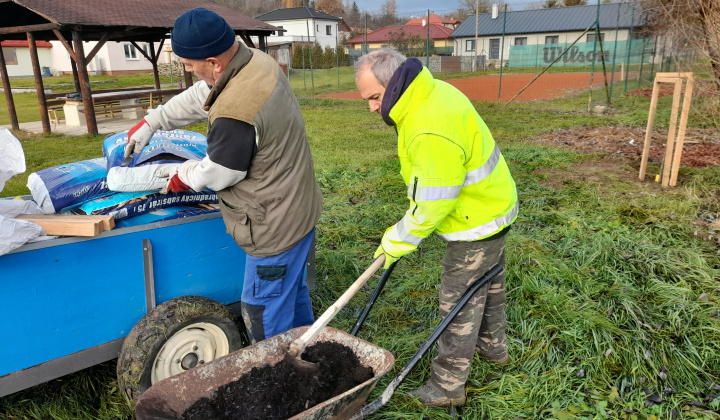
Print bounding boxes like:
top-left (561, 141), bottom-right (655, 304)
top-left (0, 0), bottom-right (279, 42)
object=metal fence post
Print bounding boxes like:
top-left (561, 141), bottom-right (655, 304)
top-left (498, 4), bottom-right (507, 101)
top-left (609, 3), bottom-right (621, 101)
top-left (426, 9), bottom-right (430, 68)
top-left (588, 0), bottom-right (600, 110)
top-left (623, 6), bottom-right (635, 94)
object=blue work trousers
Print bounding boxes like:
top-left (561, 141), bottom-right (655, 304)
top-left (240, 228), bottom-right (315, 343)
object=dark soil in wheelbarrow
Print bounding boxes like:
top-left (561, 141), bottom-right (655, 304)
top-left (180, 341), bottom-right (374, 420)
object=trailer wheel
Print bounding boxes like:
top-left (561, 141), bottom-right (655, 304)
top-left (117, 295), bottom-right (245, 403)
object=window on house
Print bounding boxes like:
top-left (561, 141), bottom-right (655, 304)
top-left (515, 37), bottom-right (527, 46)
top-left (586, 33), bottom-right (605, 43)
top-left (326, 25), bottom-right (332, 35)
top-left (489, 38), bottom-right (500, 59)
top-left (545, 35), bottom-right (559, 44)
top-left (124, 44), bottom-right (138, 60)
top-left (465, 40), bottom-right (475, 52)
top-left (142, 43), bottom-right (152, 58)
top-left (2, 48), bottom-right (18, 65)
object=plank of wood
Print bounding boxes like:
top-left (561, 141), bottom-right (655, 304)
top-left (15, 214), bottom-right (114, 236)
top-left (16, 216), bottom-right (101, 237)
top-left (16, 214), bottom-right (114, 231)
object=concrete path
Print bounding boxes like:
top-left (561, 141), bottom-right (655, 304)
top-left (3, 116), bottom-right (143, 136)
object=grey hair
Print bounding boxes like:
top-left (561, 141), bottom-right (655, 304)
top-left (354, 48), bottom-right (407, 87)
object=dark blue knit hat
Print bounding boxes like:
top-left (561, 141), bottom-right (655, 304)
top-left (171, 8), bottom-right (236, 59)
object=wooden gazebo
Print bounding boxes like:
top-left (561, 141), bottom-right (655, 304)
top-left (0, 0), bottom-right (279, 135)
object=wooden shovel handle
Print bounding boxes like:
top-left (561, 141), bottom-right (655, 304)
top-left (287, 255), bottom-right (386, 357)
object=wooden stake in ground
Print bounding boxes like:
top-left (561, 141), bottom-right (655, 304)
top-left (638, 72), bottom-right (694, 187)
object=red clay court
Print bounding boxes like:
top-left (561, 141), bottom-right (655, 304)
top-left (321, 72), bottom-right (625, 102)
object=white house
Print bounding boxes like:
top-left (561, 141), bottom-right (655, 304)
top-left (50, 41), bottom-right (171, 76)
top-left (1, 40), bottom-right (53, 78)
top-left (451, 3), bottom-right (650, 68)
top-left (255, 7), bottom-right (344, 49)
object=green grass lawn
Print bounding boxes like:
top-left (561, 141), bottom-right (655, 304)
top-left (1, 71), bottom-right (719, 419)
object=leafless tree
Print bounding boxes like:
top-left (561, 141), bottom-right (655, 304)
top-left (456, 0), bottom-right (510, 20)
top-left (315, 0), bottom-right (344, 16)
top-left (381, 0), bottom-right (398, 18)
top-left (639, 0), bottom-right (719, 87)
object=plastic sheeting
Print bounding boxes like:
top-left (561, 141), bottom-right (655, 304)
top-left (0, 128), bottom-right (45, 256)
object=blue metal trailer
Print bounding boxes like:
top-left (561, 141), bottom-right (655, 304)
top-left (0, 211), bottom-right (308, 399)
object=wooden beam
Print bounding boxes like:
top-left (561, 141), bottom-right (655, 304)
top-left (15, 214), bottom-right (115, 237)
top-left (72, 30), bottom-right (98, 135)
top-left (17, 214), bottom-right (114, 232)
top-left (85, 32), bottom-right (110, 63)
top-left (669, 76), bottom-right (695, 186)
top-left (661, 79), bottom-right (683, 187)
top-left (52, 29), bottom-right (77, 62)
top-left (27, 32), bottom-right (51, 133)
top-left (0, 23), bottom-right (60, 35)
top-left (0, 47), bottom-right (19, 130)
top-left (638, 78), bottom-right (661, 181)
top-left (239, 34), bottom-right (255, 49)
top-left (130, 41), bottom-right (152, 61)
top-left (151, 39), bottom-right (165, 89)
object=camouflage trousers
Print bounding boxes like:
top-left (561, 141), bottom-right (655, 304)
top-left (429, 232), bottom-right (507, 394)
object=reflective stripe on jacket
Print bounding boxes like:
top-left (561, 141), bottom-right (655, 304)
top-left (381, 68), bottom-right (518, 258)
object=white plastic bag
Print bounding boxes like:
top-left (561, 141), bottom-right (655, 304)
top-left (0, 129), bottom-right (45, 255)
top-left (0, 214), bottom-right (44, 255)
top-left (0, 127), bottom-right (25, 192)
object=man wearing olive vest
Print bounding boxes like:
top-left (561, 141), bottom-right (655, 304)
top-left (355, 48), bottom-right (518, 407)
top-left (124, 8), bottom-right (323, 343)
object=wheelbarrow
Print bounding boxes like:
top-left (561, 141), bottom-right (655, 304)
top-left (135, 261), bottom-right (503, 420)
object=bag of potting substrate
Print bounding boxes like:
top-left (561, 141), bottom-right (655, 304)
top-left (67, 190), bottom-right (218, 220)
top-left (27, 158), bottom-right (110, 214)
top-left (104, 129), bottom-right (208, 169)
top-left (114, 205), bottom-right (220, 228)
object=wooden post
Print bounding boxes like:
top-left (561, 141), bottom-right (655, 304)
top-left (150, 42), bottom-right (161, 89)
top-left (184, 70), bottom-right (193, 88)
top-left (72, 30), bottom-right (98, 135)
top-left (638, 78), bottom-right (661, 181)
top-left (669, 76), bottom-right (694, 186)
top-left (0, 47), bottom-right (19, 130)
top-left (70, 59), bottom-right (80, 92)
top-left (639, 72), bottom-right (694, 187)
top-left (27, 32), bottom-right (51, 133)
top-left (661, 79), bottom-right (683, 186)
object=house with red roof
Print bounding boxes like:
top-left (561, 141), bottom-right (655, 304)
top-left (345, 14), bottom-right (458, 56)
top-left (1, 40), bottom-right (53, 78)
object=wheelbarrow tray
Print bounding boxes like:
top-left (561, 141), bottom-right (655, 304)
top-left (135, 325), bottom-right (395, 420)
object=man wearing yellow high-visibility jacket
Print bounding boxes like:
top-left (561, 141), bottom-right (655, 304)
top-left (355, 48), bottom-right (519, 407)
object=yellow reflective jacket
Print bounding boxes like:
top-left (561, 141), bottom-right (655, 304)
top-left (381, 68), bottom-right (518, 258)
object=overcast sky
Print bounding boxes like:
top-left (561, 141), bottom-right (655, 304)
top-left (355, 0), bottom-right (541, 18)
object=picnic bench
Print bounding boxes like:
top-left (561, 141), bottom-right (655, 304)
top-left (49, 87), bottom-right (185, 126)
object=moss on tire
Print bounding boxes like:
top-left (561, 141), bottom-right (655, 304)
top-left (117, 295), bottom-right (245, 403)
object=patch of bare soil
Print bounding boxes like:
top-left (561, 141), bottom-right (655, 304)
top-left (628, 85), bottom-right (720, 99)
top-left (531, 125), bottom-right (720, 251)
top-left (533, 126), bottom-right (720, 168)
top-left (179, 341), bottom-right (373, 420)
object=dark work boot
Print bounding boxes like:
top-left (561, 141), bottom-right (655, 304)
top-left (407, 381), bottom-right (466, 407)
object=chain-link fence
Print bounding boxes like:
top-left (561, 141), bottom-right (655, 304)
top-left (285, 3), bottom-right (702, 106)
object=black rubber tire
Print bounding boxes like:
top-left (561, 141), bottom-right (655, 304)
top-left (117, 295), bottom-right (245, 403)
